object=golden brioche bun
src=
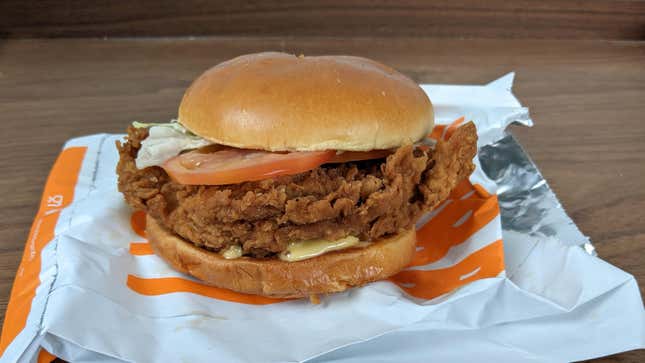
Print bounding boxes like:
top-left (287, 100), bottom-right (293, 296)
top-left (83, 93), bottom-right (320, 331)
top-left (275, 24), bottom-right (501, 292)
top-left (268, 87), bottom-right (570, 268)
top-left (178, 52), bottom-right (433, 152)
top-left (146, 215), bottom-right (416, 298)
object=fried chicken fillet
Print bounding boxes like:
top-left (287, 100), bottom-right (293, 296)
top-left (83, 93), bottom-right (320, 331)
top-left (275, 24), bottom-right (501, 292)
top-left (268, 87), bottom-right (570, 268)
top-left (117, 122), bottom-right (477, 258)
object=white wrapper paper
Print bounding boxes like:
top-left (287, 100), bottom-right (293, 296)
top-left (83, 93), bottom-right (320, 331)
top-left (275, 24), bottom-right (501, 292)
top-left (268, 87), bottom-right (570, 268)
top-left (1, 74), bottom-right (643, 363)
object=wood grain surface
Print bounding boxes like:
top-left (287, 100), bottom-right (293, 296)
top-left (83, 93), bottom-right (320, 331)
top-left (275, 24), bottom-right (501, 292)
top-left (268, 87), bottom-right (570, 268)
top-left (0, 37), bottom-right (643, 361)
top-left (1, 0), bottom-right (645, 39)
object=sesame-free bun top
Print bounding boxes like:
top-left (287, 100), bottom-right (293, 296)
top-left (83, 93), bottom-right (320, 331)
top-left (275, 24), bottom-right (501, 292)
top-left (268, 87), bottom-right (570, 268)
top-left (178, 52), bottom-right (433, 151)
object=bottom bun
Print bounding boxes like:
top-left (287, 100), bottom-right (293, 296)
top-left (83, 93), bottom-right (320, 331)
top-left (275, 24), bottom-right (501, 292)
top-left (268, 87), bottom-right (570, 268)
top-left (146, 215), bottom-right (417, 298)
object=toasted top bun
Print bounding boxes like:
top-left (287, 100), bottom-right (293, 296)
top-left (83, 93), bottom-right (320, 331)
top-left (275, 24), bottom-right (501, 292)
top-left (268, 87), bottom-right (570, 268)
top-left (178, 52), bottom-right (433, 152)
top-left (146, 215), bottom-right (416, 298)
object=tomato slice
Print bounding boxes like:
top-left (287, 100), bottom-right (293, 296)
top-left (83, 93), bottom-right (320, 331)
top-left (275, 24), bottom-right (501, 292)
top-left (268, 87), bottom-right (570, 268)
top-left (163, 148), bottom-right (335, 185)
top-left (327, 149), bottom-right (393, 163)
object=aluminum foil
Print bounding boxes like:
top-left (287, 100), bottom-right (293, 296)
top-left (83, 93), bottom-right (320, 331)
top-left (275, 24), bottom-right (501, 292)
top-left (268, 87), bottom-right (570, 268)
top-left (479, 132), bottom-right (593, 255)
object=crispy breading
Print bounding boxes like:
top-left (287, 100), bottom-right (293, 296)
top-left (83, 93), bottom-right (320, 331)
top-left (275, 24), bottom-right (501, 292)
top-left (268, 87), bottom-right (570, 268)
top-left (116, 123), bottom-right (477, 258)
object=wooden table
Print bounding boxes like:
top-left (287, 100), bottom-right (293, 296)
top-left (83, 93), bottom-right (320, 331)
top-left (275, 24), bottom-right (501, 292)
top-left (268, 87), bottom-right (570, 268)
top-left (1, 37), bottom-right (643, 362)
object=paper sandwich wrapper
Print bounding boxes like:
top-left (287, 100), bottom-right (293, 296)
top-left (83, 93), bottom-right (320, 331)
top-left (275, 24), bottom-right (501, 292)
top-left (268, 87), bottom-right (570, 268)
top-left (0, 74), bottom-right (642, 363)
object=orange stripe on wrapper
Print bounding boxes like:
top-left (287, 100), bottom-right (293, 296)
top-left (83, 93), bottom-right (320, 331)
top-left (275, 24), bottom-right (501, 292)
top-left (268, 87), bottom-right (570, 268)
top-left (126, 275), bottom-right (287, 305)
top-left (0, 147), bottom-right (86, 355)
top-left (391, 240), bottom-right (504, 300)
top-left (37, 348), bottom-right (56, 363)
top-left (428, 125), bottom-right (446, 141)
top-left (410, 184), bottom-right (499, 268)
top-left (129, 242), bottom-right (154, 256)
top-left (428, 117), bottom-right (465, 141)
top-left (394, 178), bottom-right (503, 300)
top-left (444, 116), bottom-right (466, 140)
top-left (473, 183), bottom-right (491, 198)
top-left (410, 179), bottom-right (499, 266)
top-left (130, 210), bottom-right (147, 238)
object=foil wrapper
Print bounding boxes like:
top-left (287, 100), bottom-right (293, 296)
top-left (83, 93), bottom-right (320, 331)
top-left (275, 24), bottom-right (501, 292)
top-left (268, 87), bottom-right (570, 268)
top-left (479, 132), bottom-right (593, 255)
